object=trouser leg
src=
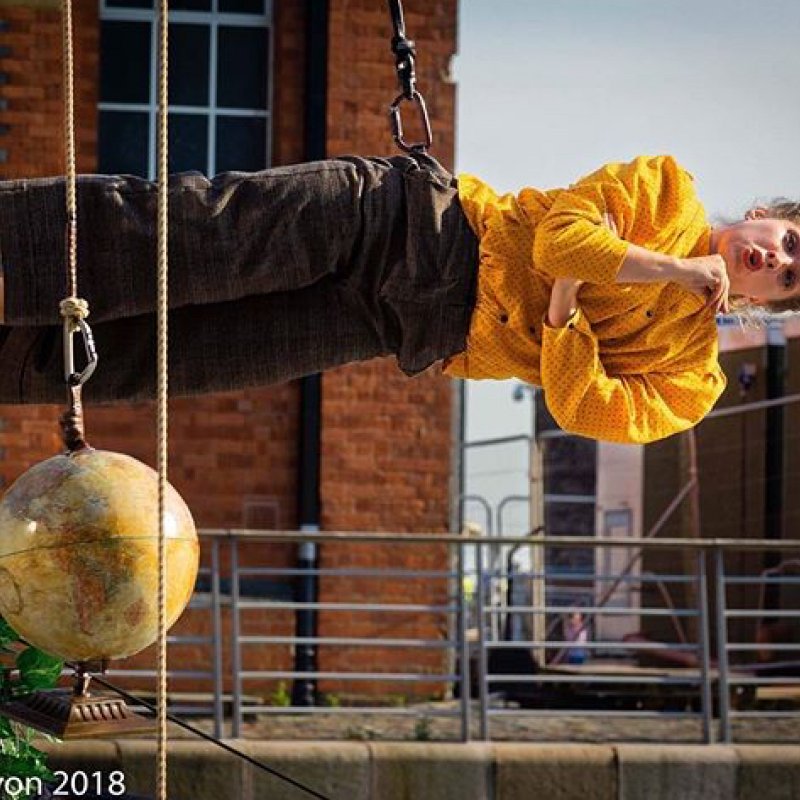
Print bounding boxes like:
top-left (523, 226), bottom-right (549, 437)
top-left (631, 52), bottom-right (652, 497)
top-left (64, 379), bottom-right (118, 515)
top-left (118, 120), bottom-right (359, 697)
top-left (0, 160), bottom-right (370, 326)
top-left (0, 155), bottom-right (478, 402)
top-left (6, 276), bottom-right (390, 403)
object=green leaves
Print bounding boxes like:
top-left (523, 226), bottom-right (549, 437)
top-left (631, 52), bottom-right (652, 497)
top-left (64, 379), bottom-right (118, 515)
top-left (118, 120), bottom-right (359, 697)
top-left (0, 720), bottom-right (12, 742)
top-left (0, 618), bottom-right (63, 788)
top-left (15, 649), bottom-right (63, 694)
top-left (0, 748), bottom-right (55, 783)
top-left (0, 621), bottom-right (18, 656)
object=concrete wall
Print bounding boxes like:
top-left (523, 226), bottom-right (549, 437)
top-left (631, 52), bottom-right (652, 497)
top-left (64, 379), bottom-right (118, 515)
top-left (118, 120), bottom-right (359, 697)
top-left (40, 740), bottom-right (800, 800)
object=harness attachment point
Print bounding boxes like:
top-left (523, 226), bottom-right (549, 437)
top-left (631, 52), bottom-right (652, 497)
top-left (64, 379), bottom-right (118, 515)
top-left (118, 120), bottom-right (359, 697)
top-left (387, 0), bottom-right (433, 154)
top-left (389, 90), bottom-right (433, 154)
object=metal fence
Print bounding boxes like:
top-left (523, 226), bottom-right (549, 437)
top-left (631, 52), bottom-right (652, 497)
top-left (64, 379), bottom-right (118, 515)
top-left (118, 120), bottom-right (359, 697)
top-left (110, 530), bottom-right (800, 743)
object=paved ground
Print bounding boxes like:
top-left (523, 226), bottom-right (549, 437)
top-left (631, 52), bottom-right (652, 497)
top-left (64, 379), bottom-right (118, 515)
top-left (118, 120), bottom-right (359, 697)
top-left (182, 700), bottom-right (800, 744)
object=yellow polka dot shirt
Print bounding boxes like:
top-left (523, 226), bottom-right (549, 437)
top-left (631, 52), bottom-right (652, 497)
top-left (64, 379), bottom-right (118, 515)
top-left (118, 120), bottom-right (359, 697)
top-left (443, 155), bottom-right (727, 444)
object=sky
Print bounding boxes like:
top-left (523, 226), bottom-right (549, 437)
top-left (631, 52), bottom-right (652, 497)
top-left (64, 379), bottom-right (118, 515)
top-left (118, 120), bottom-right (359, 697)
top-left (452, 0), bottom-right (800, 531)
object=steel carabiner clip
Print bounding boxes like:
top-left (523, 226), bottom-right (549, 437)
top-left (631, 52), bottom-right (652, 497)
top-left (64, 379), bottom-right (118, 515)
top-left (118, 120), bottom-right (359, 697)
top-left (389, 90), bottom-right (433, 155)
top-left (63, 315), bottom-right (98, 387)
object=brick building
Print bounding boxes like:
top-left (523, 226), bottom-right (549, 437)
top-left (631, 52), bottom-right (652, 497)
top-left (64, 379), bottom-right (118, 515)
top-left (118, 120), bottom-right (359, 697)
top-left (0, 0), bottom-right (462, 701)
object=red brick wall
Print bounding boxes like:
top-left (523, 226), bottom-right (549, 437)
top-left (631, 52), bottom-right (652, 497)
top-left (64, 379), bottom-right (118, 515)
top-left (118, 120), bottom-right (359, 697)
top-left (272, 0), bottom-right (307, 166)
top-left (0, 0), bottom-right (462, 701)
top-left (0, 3), bottom-right (97, 179)
top-left (0, 1), bottom-right (302, 688)
top-left (86, 1), bottom-right (306, 537)
top-left (0, 3), bottom-right (305, 537)
top-left (318, 0), bottom-right (459, 697)
top-left (88, 1), bottom-right (311, 683)
top-left (322, 0), bottom-right (458, 528)
top-left (0, 2), bottom-right (99, 486)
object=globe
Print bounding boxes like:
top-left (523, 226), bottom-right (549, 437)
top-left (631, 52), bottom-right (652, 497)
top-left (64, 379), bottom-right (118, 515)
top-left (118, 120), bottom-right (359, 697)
top-left (0, 449), bottom-right (199, 662)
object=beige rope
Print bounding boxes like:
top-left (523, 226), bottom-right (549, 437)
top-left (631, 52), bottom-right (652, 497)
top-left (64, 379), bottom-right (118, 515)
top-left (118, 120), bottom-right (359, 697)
top-left (59, 7), bottom-right (168, 795)
top-left (60, 0), bottom-right (89, 341)
top-left (60, 0), bottom-right (77, 300)
top-left (156, 2), bottom-right (170, 799)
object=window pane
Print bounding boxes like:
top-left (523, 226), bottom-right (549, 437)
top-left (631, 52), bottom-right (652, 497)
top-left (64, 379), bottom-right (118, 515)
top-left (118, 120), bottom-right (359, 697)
top-left (219, 0), bottom-right (265, 12)
top-left (215, 116), bottom-right (266, 173)
top-left (217, 26), bottom-right (268, 109)
top-left (172, 0), bottom-right (212, 9)
top-left (106, 0), bottom-right (153, 8)
top-left (100, 21), bottom-right (151, 104)
top-left (169, 114), bottom-right (208, 174)
top-left (170, 24), bottom-right (209, 107)
top-left (99, 111), bottom-right (149, 176)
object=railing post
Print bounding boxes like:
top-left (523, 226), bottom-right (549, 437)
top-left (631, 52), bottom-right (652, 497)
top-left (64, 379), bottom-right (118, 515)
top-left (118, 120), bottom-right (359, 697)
top-left (231, 536), bottom-right (243, 738)
top-left (210, 537), bottom-right (224, 739)
top-left (475, 539), bottom-right (490, 740)
top-left (529, 415), bottom-right (546, 669)
top-left (696, 549), bottom-right (714, 743)
top-left (457, 536), bottom-right (471, 741)
top-left (714, 547), bottom-right (732, 743)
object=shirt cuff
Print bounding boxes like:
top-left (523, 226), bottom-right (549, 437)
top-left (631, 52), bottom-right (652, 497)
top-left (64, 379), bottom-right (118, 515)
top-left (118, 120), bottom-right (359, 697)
top-left (541, 308), bottom-right (590, 334)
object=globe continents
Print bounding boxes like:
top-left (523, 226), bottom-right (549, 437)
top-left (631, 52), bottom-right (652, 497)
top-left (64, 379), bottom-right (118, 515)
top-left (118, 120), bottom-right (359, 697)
top-left (0, 449), bottom-right (199, 661)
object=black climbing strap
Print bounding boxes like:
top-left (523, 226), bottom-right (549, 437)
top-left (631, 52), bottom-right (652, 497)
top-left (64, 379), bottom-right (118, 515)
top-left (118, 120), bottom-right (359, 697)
top-left (387, 0), bottom-right (433, 154)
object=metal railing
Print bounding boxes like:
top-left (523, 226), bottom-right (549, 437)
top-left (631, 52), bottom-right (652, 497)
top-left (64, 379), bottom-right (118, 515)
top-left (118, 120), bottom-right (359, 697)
top-left (114, 530), bottom-right (800, 743)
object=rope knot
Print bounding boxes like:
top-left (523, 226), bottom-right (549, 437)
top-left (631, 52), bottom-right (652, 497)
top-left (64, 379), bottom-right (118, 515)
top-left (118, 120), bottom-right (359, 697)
top-left (59, 296), bottom-right (90, 330)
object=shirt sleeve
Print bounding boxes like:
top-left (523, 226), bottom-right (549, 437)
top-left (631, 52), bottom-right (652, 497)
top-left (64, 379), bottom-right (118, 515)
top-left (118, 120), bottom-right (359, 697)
top-left (539, 310), bottom-right (727, 444)
top-left (532, 155), bottom-right (696, 285)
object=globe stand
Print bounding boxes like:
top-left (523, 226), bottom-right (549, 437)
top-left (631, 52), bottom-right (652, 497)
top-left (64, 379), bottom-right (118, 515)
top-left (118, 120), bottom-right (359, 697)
top-left (0, 662), bottom-right (156, 739)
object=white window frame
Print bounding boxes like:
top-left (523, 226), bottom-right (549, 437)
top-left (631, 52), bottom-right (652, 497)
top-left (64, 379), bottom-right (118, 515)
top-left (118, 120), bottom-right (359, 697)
top-left (98, 0), bottom-right (274, 177)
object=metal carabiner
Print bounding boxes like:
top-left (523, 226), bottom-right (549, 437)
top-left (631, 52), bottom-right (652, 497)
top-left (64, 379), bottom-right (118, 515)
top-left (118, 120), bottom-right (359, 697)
top-left (389, 90), bottom-right (433, 154)
top-left (63, 316), bottom-right (98, 386)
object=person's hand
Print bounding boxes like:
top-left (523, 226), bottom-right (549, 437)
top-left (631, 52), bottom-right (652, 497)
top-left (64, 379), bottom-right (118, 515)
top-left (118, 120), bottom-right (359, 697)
top-left (547, 277), bottom-right (584, 327)
top-left (671, 255), bottom-right (731, 314)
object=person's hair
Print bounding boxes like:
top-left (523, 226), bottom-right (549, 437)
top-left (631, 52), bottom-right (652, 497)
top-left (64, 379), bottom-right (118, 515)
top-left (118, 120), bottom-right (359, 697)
top-left (755, 199), bottom-right (800, 314)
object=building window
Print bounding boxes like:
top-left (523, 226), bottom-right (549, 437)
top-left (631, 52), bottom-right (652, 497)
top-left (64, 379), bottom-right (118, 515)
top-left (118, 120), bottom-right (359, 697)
top-left (98, 0), bottom-right (272, 177)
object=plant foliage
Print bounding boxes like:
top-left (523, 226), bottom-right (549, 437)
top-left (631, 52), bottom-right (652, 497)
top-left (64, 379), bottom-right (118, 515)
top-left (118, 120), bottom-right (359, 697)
top-left (0, 620), bottom-right (63, 799)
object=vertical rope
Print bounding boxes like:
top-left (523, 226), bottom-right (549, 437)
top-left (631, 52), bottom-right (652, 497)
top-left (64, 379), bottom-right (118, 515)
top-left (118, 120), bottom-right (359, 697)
top-left (61, 0), bottom-right (77, 300)
top-left (156, 1), bottom-right (170, 799)
top-left (58, 2), bottom-right (95, 452)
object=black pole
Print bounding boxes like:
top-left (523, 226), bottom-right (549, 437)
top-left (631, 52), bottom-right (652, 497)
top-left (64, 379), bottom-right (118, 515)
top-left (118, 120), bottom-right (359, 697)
top-left (293, 376), bottom-right (321, 706)
top-left (763, 321), bottom-right (786, 611)
top-left (292, 0), bottom-right (329, 707)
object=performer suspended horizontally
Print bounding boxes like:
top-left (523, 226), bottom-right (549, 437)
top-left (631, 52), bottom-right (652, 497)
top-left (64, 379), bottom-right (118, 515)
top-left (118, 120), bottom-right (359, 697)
top-left (0, 152), bottom-right (797, 444)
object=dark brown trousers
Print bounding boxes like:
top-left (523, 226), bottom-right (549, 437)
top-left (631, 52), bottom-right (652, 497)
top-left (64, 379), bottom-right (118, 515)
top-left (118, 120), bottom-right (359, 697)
top-left (0, 155), bottom-right (478, 403)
